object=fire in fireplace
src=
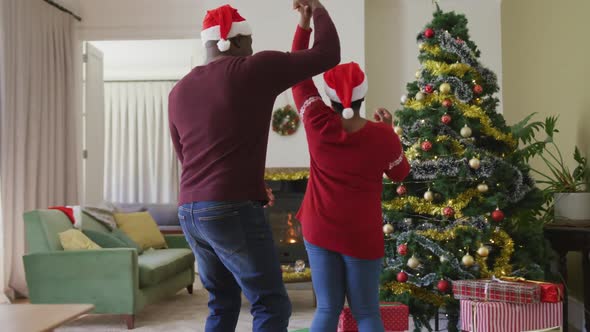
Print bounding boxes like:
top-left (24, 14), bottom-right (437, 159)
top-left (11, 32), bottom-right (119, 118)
top-left (265, 179), bottom-right (308, 264)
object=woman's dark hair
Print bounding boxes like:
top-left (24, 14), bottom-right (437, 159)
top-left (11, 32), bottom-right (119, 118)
top-left (331, 99), bottom-right (365, 115)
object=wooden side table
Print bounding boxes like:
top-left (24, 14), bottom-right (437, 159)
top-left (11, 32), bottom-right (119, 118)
top-left (544, 222), bottom-right (590, 332)
top-left (0, 304), bottom-right (94, 332)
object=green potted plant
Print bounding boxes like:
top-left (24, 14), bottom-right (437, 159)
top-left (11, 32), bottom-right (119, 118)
top-left (513, 115), bottom-right (589, 222)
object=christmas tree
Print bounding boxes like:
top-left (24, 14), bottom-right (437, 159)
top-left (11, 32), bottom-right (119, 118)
top-left (380, 6), bottom-right (549, 331)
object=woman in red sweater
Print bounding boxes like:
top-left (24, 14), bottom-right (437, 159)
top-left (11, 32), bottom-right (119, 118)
top-left (292, 7), bottom-right (410, 332)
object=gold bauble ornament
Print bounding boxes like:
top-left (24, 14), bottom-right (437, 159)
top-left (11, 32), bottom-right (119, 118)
top-left (383, 223), bottom-right (394, 235)
top-left (415, 92), bottom-right (426, 101)
top-left (423, 190), bottom-right (434, 202)
top-left (415, 71), bottom-right (422, 79)
top-left (477, 183), bottom-right (489, 193)
top-left (419, 43), bottom-right (426, 51)
top-left (462, 254), bottom-right (475, 267)
top-left (469, 158), bottom-right (481, 170)
top-left (439, 83), bottom-right (452, 94)
top-left (401, 94), bottom-right (408, 104)
top-left (460, 125), bottom-right (473, 138)
top-left (407, 255), bottom-right (420, 269)
top-left (439, 256), bottom-right (448, 263)
top-left (394, 126), bottom-right (404, 136)
top-left (477, 246), bottom-right (490, 257)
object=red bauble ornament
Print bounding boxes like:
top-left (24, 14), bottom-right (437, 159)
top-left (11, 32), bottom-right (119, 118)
top-left (441, 114), bottom-right (452, 125)
top-left (397, 271), bottom-right (409, 283)
top-left (492, 208), bottom-right (505, 222)
top-left (397, 244), bottom-right (408, 256)
top-left (421, 141), bottom-right (433, 152)
top-left (424, 28), bottom-right (435, 39)
top-left (442, 99), bottom-right (453, 108)
top-left (473, 84), bottom-right (484, 94)
top-left (396, 185), bottom-right (407, 196)
top-left (443, 206), bottom-right (455, 218)
top-left (437, 280), bottom-right (451, 293)
top-left (424, 85), bottom-right (434, 94)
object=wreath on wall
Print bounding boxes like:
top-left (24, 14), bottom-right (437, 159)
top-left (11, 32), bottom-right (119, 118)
top-left (272, 105), bottom-right (300, 136)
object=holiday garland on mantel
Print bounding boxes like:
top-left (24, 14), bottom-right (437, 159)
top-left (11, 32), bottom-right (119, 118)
top-left (379, 6), bottom-right (549, 331)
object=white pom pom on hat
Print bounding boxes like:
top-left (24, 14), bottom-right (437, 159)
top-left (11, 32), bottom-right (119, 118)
top-left (342, 108), bottom-right (355, 119)
top-left (217, 39), bottom-right (232, 52)
top-left (323, 62), bottom-right (368, 119)
top-left (201, 5), bottom-right (252, 52)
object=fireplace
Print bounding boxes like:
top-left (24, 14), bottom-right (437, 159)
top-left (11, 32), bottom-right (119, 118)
top-left (265, 178), bottom-right (308, 265)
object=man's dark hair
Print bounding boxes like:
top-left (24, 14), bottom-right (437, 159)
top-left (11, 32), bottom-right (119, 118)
top-left (331, 99), bottom-right (365, 115)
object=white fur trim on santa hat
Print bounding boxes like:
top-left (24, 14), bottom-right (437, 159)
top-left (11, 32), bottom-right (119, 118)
top-left (201, 21), bottom-right (252, 46)
top-left (324, 75), bottom-right (369, 104)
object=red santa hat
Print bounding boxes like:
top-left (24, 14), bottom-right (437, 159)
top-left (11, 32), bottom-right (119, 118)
top-left (201, 5), bottom-right (252, 52)
top-left (323, 62), bottom-right (369, 119)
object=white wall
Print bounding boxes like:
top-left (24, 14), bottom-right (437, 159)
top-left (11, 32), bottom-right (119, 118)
top-left (90, 40), bottom-right (202, 81)
top-left (74, 0), bottom-right (365, 169)
top-left (365, 0), bottom-right (503, 117)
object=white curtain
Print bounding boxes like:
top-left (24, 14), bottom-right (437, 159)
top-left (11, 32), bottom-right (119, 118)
top-left (0, 0), bottom-right (79, 297)
top-left (104, 82), bottom-right (180, 204)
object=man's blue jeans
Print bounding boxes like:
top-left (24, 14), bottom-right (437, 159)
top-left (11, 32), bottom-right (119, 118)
top-left (179, 201), bottom-right (291, 332)
top-left (305, 240), bottom-right (384, 332)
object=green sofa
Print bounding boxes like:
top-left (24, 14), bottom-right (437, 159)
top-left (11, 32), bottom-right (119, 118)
top-left (23, 210), bottom-right (195, 329)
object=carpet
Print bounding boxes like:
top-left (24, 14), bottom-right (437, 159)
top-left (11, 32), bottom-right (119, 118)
top-left (57, 288), bottom-right (315, 332)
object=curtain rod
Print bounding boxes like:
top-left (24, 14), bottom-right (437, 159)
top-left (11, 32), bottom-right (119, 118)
top-left (43, 0), bottom-right (82, 22)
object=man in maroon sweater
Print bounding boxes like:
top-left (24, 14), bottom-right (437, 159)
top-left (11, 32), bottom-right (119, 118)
top-left (169, 1), bottom-right (340, 331)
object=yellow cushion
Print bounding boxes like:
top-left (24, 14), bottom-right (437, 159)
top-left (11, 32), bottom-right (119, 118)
top-left (59, 229), bottom-right (101, 250)
top-left (114, 212), bottom-right (167, 250)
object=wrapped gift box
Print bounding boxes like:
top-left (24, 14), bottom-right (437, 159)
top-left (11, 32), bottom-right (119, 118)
top-left (453, 279), bottom-right (541, 304)
top-left (499, 278), bottom-right (564, 303)
top-left (338, 302), bottom-right (409, 332)
top-left (460, 299), bottom-right (562, 332)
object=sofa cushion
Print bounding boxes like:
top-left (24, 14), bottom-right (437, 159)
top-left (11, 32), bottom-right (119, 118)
top-left (114, 203), bottom-right (179, 226)
top-left (138, 249), bottom-right (194, 288)
top-left (59, 229), bottom-right (101, 250)
top-left (24, 210), bottom-right (74, 253)
top-left (83, 230), bottom-right (127, 248)
top-left (114, 212), bottom-right (167, 250)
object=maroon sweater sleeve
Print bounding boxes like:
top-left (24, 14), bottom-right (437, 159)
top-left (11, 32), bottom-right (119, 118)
top-left (244, 7), bottom-right (340, 95)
